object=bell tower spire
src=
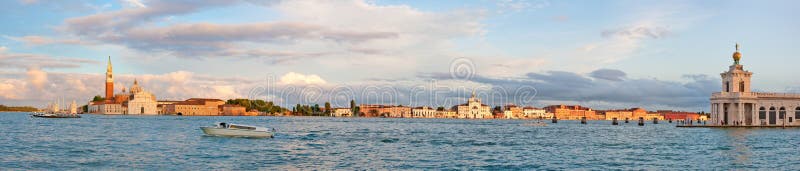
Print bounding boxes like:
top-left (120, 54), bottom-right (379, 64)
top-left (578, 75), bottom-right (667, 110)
top-left (721, 44), bottom-right (752, 93)
top-left (105, 56), bottom-right (114, 100)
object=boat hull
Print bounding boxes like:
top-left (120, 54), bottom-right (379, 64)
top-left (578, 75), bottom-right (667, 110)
top-left (31, 113), bottom-right (81, 118)
top-left (201, 127), bottom-right (274, 138)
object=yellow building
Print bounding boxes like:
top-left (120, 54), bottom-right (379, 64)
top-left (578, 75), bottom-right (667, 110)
top-left (164, 98), bottom-right (225, 116)
top-left (412, 106), bottom-right (437, 118)
top-left (333, 108), bottom-right (353, 117)
top-left (436, 110), bottom-right (457, 118)
top-left (221, 104), bottom-right (247, 116)
top-left (602, 108), bottom-right (647, 120)
top-left (544, 105), bottom-right (598, 120)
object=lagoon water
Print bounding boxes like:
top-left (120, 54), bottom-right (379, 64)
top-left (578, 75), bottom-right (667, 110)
top-left (2, 112), bottom-right (799, 170)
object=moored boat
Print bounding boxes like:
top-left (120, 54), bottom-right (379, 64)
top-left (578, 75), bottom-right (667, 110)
top-left (30, 99), bottom-right (81, 118)
top-left (200, 122), bottom-right (274, 138)
top-left (31, 112), bottom-right (81, 118)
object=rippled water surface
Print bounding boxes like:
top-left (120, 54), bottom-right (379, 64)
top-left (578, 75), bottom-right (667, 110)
top-left (2, 112), bottom-right (800, 170)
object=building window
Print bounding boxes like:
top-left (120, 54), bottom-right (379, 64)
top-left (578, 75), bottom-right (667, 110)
top-left (780, 107), bottom-right (786, 119)
top-left (796, 107), bottom-right (800, 120)
top-left (739, 81), bottom-right (745, 92)
top-left (725, 81), bottom-right (730, 92)
top-left (759, 107), bottom-right (766, 119)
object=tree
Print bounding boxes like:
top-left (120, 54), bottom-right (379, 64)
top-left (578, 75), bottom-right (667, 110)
top-left (324, 102), bottom-right (331, 116)
top-left (313, 104), bottom-right (321, 113)
top-left (92, 95), bottom-right (105, 102)
top-left (354, 106), bottom-right (360, 117)
top-left (437, 106), bottom-right (445, 111)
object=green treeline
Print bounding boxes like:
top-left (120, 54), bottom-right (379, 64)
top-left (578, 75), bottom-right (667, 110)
top-left (0, 105), bottom-right (38, 112)
top-left (225, 99), bottom-right (287, 114)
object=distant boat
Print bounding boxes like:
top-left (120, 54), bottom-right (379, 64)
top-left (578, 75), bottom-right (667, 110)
top-left (200, 122), bottom-right (274, 138)
top-left (521, 120), bottom-right (547, 127)
top-left (30, 112), bottom-right (81, 118)
top-left (30, 98), bottom-right (80, 118)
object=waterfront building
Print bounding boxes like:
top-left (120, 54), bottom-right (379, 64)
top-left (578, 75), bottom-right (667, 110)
top-left (157, 101), bottom-right (180, 114)
top-left (385, 106), bottom-right (411, 118)
top-left (522, 107), bottom-right (549, 119)
top-left (126, 79), bottom-right (158, 114)
top-left (358, 104), bottom-right (411, 118)
top-left (436, 110), bottom-right (457, 118)
top-left (645, 113), bottom-right (664, 121)
top-left (412, 106), bottom-right (436, 118)
top-left (455, 92), bottom-right (492, 119)
top-left (333, 108), bottom-right (353, 117)
top-left (221, 104), bottom-right (247, 116)
top-left (89, 102), bottom-right (124, 114)
top-left (503, 110), bottom-right (514, 119)
top-left (699, 115), bottom-right (708, 121)
top-left (602, 108), bottom-right (647, 120)
top-left (709, 44), bottom-right (800, 126)
top-left (164, 98), bottom-right (225, 116)
top-left (659, 110), bottom-right (701, 122)
top-left (358, 104), bottom-right (383, 117)
top-left (544, 105), bottom-right (598, 120)
top-left (88, 57), bottom-right (159, 115)
top-left (502, 104), bottom-right (523, 119)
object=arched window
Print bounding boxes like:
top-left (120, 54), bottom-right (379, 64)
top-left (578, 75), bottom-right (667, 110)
top-left (739, 81), bottom-right (745, 92)
top-left (725, 81), bottom-right (730, 92)
top-left (779, 107), bottom-right (786, 119)
top-left (796, 107), bottom-right (800, 121)
top-left (769, 107), bottom-right (777, 124)
top-left (759, 107), bottom-right (766, 120)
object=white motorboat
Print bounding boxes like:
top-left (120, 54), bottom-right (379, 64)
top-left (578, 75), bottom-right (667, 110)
top-left (200, 122), bottom-right (274, 138)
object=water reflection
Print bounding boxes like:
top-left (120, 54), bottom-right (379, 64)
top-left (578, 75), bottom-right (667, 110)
top-left (722, 128), bottom-right (753, 166)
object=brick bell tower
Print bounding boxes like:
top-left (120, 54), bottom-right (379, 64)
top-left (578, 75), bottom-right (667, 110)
top-left (105, 56), bottom-right (114, 100)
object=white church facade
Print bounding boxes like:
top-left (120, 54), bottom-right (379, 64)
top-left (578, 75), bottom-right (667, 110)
top-left (709, 44), bottom-right (800, 126)
top-left (456, 91), bottom-right (492, 119)
top-left (126, 79), bottom-right (158, 115)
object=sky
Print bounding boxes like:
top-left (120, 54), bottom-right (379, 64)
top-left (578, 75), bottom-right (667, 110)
top-left (0, 0), bottom-right (798, 112)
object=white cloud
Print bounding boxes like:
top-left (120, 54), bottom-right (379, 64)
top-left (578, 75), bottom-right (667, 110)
top-left (0, 80), bottom-right (22, 99)
top-left (5, 35), bottom-right (86, 46)
top-left (494, 0), bottom-right (550, 12)
top-left (279, 72), bottom-right (327, 85)
top-left (52, 0), bottom-right (485, 77)
top-left (25, 67), bottom-right (47, 90)
top-left (122, 0), bottom-right (147, 8)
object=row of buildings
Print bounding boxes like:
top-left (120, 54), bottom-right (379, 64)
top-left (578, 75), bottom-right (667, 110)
top-left (86, 56), bottom-right (708, 121)
top-left (87, 57), bottom-right (258, 116)
top-left (328, 92), bottom-right (704, 121)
